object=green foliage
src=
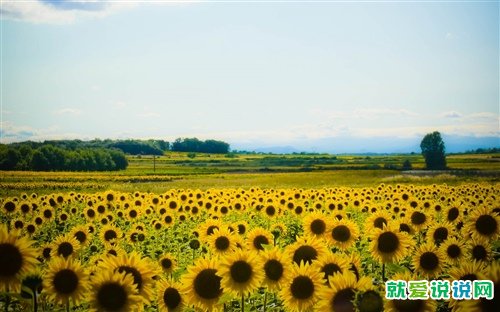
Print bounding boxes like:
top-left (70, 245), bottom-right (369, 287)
top-left (187, 152), bottom-right (196, 159)
top-left (402, 159), bottom-right (412, 170)
top-left (171, 138), bottom-right (230, 154)
top-left (420, 131), bottom-right (447, 170)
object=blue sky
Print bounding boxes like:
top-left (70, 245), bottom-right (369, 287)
top-left (1, 1), bottom-right (499, 152)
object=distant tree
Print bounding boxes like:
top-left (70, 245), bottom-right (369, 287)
top-left (402, 159), bottom-right (412, 170)
top-left (420, 131), bottom-right (446, 170)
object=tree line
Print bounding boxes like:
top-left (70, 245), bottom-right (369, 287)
top-left (0, 144), bottom-right (128, 171)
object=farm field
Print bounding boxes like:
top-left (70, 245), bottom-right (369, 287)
top-left (0, 153), bottom-right (499, 311)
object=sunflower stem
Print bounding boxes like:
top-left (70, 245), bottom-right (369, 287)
top-left (263, 291), bottom-right (267, 312)
top-left (241, 294), bottom-right (245, 312)
top-left (382, 263), bottom-right (386, 282)
top-left (33, 291), bottom-right (38, 312)
top-left (66, 300), bottom-right (70, 312)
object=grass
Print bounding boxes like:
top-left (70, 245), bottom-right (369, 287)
top-left (0, 152), bottom-right (498, 197)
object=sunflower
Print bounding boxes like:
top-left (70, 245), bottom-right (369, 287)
top-left (465, 206), bottom-right (500, 241)
top-left (369, 224), bottom-right (412, 264)
top-left (411, 243), bottom-right (445, 278)
top-left (43, 257), bottom-right (88, 305)
top-left (385, 271), bottom-right (437, 312)
top-left (259, 247), bottom-right (291, 291)
top-left (156, 279), bottom-right (185, 312)
top-left (439, 237), bottom-right (466, 265)
top-left (219, 249), bottom-right (263, 297)
top-left (246, 227), bottom-right (273, 252)
top-left (317, 272), bottom-right (372, 312)
top-left (88, 269), bottom-right (142, 312)
top-left (355, 289), bottom-right (385, 312)
top-left (158, 253), bottom-right (176, 276)
top-left (208, 227), bottom-right (237, 256)
top-left (181, 257), bottom-right (223, 311)
top-left (279, 262), bottom-right (324, 312)
top-left (447, 259), bottom-right (486, 311)
top-left (427, 221), bottom-right (454, 246)
top-left (303, 211), bottom-right (330, 238)
top-left (327, 218), bottom-right (359, 250)
top-left (99, 224), bottom-right (123, 247)
top-left (312, 252), bottom-right (350, 285)
top-left (468, 238), bottom-right (492, 263)
top-left (51, 235), bottom-right (80, 259)
top-left (0, 226), bottom-right (38, 292)
top-left (408, 209), bottom-right (430, 232)
top-left (99, 251), bottom-right (157, 305)
top-left (70, 225), bottom-right (92, 246)
top-left (285, 236), bottom-right (328, 266)
top-left (457, 260), bottom-right (500, 312)
top-left (365, 210), bottom-right (392, 232)
top-left (199, 219), bottom-right (224, 243)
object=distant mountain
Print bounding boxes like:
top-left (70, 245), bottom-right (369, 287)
top-left (231, 135), bottom-right (499, 154)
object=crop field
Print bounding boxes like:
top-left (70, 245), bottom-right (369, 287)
top-left (1, 180), bottom-right (500, 311)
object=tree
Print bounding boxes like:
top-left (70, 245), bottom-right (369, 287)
top-left (420, 131), bottom-right (446, 170)
top-left (402, 159), bottom-right (412, 170)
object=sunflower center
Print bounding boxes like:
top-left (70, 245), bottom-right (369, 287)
top-left (290, 275), bottom-right (314, 299)
top-left (207, 225), bottom-right (219, 236)
top-left (310, 219), bottom-right (326, 234)
top-left (230, 260), bottom-right (252, 283)
top-left (264, 259), bottom-right (283, 281)
top-left (476, 215), bottom-right (497, 235)
top-left (478, 282), bottom-right (499, 311)
top-left (266, 206), bottom-right (276, 216)
top-left (163, 287), bottom-right (181, 310)
top-left (447, 245), bottom-right (461, 258)
top-left (433, 227), bottom-right (448, 243)
top-left (104, 230), bottom-right (117, 241)
top-left (374, 217), bottom-right (387, 229)
top-left (253, 235), bottom-right (269, 250)
top-left (321, 263), bottom-right (342, 281)
top-left (237, 224), bottom-right (246, 235)
top-left (331, 287), bottom-right (355, 312)
top-left (161, 258), bottom-right (172, 270)
top-left (392, 298), bottom-right (424, 312)
top-left (74, 231), bottom-right (87, 244)
top-left (194, 269), bottom-right (222, 300)
top-left (215, 236), bottom-right (230, 251)
top-left (419, 252), bottom-right (439, 271)
top-left (357, 290), bottom-right (384, 312)
top-left (377, 232), bottom-right (399, 253)
top-left (332, 225), bottom-right (351, 242)
top-left (472, 245), bottom-right (487, 260)
top-left (447, 208), bottom-right (459, 221)
top-left (97, 282), bottom-right (127, 311)
top-left (460, 273), bottom-right (477, 281)
top-left (399, 224), bottom-right (411, 233)
top-left (293, 245), bottom-right (318, 265)
top-left (53, 269), bottom-right (79, 294)
top-left (117, 266), bottom-right (143, 291)
top-left (0, 243), bottom-right (23, 277)
top-left (411, 212), bottom-right (426, 225)
top-left (57, 242), bottom-right (74, 258)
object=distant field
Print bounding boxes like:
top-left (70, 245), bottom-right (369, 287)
top-left (0, 152), bottom-right (498, 197)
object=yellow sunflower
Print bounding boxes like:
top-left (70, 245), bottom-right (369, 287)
top-left (219, 249), bottom-right (263, 297)
top-left (426, 221), bottom-right (454, 246)
top-left (0, 226), bottom-right (38, 292)
top-left (312, 252), bottom-right (350, 285)
top-left (99, 251), bottom-right (158, 306)
top-left (181, 257), bottom-right (223, 311)
top-left (468, 238), bottom-right (492, 263)
top-left (51, 235), bottom-right (80, 259)
top-left (365, 210), bottom-right (393, 232)
top-left (279, 262), bottom-right (324, 312)
top-left (158, 253), bottom-right (176, 276)
top-left (88, 269), bottom-right (142, 312)
top-left (43, 257), bottom-right (88, 306)
top-left (285, 236), bottom-right (329, 266)
top-left (99, 224), bottom-right (123, 247)
top-left (70, 225), bottom-right (92, 246)
top-left (246, 227), bottom-right (273, 252)
top-left (369, 224), bottom-right (412, 264)
top-left (327, 218), bottom-right (359, 250)
top-left (199, 219), bottom-right (224, 243)
top-left (456, 260), bottom-right (500, 312)
top-left (411, 243), bottom-right (445, 278)
top-left (208, 227), bottom-right (237, 256)
top-left (317, 272), bottom-right (372, 312)
top-left (259, 247), bottom-right (291, 291)
top-left (156, 279), bottom-right (185, 312)
top-left (465, 206), bottom-right (500, 241)
top-left (439, 237), bottom-right (466, 265)
top-left (303, 211), bottom-right (330, 238)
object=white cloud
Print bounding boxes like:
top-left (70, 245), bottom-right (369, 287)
top-left (441, 111), bottom-right (463, 118)
top-left (1, 1), bottom-right (137, 24)
top-left (53, 108), bottom-right (82, 115)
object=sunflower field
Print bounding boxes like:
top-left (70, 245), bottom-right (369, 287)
top-left (1, 183), bottom-right (499, 311)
